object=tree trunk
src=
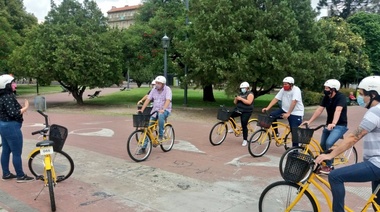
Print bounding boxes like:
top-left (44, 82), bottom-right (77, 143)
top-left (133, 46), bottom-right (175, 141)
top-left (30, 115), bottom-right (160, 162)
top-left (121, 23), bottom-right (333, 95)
top-left (203, 84), bottom-right (215, 102)
top-left (72, 91), bottom-right (84, 104)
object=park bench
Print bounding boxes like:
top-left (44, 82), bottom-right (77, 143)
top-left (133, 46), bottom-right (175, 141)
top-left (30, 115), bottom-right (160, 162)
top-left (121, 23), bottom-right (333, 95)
top-left (88, 90), bottom-right (101, 99)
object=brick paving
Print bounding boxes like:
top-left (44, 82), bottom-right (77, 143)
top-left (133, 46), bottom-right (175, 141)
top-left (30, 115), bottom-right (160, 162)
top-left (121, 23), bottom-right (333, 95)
top-left (0, 87), bottom-right (369, 211)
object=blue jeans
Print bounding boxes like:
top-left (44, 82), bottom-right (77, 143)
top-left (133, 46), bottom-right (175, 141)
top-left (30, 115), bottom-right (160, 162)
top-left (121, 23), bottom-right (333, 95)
top-left (320, 125), bottom-right (348, 167)
top-left (270, 108), bottom-right (303, 146)
top-left (0, 121), bottom-right (25, 178)
top-left (329, 161), bottom-right (380, 212)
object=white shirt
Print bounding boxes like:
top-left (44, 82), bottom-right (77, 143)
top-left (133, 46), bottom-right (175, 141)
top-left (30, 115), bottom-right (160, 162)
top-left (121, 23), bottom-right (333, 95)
top-left (275, 86), bottom-right (304, 116)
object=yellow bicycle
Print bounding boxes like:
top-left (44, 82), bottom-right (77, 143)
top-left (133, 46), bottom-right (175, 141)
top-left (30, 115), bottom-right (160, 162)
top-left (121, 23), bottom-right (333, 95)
top-left (209, 105), bottom-right (259, 145)
top-left (248, 114), bottom-right (291, 157)
top-left (127, 111), bottom-right (175, 162)
top-left (28, 110), bottom-right (73, 211)
top-left (278, 124), bottom-right (358, 182)
top-left (259, 152), bottom-right (380, 211)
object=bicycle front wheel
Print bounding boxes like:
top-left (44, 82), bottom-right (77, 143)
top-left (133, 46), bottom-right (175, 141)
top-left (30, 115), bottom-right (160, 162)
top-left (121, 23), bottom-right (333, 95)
top-left (160, 124), bottom-right (175, 152)
top-left (209, 122), bottom-right (228, 146)
top-left (259, 181), bottom-right (317, 212)
top-left (279, 146), bottom-right (313, 183)
top-left (248, 129), bottom-right (271, 157)
top-left (28, 150), bottom-right (74, 182)
top-left (47, 169), bottom-right (56, 212)
top-left (127, 129), bottom-right (152, 162)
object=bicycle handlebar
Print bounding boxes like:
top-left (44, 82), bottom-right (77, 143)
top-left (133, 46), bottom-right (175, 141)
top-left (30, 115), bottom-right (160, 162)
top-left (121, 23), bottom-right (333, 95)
top-left (301, 123), bottom-right (325, 131)
top-left (31, 110), bottom-right (49, 136)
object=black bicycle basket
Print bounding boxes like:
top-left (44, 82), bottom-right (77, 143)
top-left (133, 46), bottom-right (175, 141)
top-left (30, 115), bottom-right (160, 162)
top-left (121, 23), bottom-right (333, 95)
top-left (217, 107), bottom-right (232, 121)
top-left (257, 114), bottom-right (275, 128)
top-left (133, 114), bottom-right (150, 127)
top-left (291, 127), bottom-right (314, 144)
top-left (283, 152), bottom-right (313, 183)
top-left (49, 124), bottom-right (68, 152)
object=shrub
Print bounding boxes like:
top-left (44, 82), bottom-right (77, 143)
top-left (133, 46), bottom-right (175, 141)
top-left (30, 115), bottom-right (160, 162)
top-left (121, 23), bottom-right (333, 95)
top-left (302, 90), bottom-right (323, 106)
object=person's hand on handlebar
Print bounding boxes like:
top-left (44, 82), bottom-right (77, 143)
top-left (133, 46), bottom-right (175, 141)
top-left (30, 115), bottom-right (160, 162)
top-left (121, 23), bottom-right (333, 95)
top-left (301, 120), bottom-right (311, 126)
top-left (262, 108), bottom-right (269, 113)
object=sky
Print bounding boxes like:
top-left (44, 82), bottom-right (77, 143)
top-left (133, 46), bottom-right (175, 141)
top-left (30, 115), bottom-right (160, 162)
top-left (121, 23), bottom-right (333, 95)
top-left (24, 0), bottom-right (327, 23)
top-left (23, 0), bottom-right (142, 22)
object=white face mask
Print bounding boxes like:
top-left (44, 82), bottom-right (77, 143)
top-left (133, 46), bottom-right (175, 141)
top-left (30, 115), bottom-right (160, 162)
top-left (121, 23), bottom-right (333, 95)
top-left (241, 88), bottom-right (247, 93)
top-left (155, 84), bottom-right (162, 90)
top-left (357, 95), bottom-right (366, 108)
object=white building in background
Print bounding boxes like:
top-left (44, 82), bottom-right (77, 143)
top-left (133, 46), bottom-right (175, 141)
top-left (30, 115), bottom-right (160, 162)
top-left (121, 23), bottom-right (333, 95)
top-left (107, 5), bottom-right (142, 29)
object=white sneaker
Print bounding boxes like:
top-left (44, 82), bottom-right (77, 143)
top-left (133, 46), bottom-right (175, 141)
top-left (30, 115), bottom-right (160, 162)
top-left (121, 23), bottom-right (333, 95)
top-left (242, 140), bottom-right (248, 146)
top-left (228, 129), bottom-right (234, 133)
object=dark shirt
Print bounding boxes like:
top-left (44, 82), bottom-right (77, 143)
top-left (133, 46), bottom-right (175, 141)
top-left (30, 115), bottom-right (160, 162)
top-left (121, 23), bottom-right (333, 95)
top-left (236, 91), bottom-right (254, 113)
top-left (320, 92), bottom-right (347, 126)
top-left (0, 93), bottom-right (23, 122)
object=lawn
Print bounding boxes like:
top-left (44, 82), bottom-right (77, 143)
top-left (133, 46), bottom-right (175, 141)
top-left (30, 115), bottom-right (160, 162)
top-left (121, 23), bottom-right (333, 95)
top-left (16, 84), bottom-right (275, 109)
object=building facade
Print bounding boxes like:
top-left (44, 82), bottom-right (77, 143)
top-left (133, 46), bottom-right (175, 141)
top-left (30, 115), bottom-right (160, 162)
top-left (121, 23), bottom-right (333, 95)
top-left (107, 5), bottom-right (142, 29)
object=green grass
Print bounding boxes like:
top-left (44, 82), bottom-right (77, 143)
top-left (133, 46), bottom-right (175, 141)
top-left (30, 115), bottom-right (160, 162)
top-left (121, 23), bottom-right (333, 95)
top-left (86, 87), bottom-right (274, 108)
top-left (17, 84), bottom-right (274, 108)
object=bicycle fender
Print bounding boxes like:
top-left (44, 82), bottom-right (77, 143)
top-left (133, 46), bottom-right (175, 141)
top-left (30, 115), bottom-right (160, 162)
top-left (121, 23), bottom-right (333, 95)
top-left (28, 148), bottom-right (40, 158)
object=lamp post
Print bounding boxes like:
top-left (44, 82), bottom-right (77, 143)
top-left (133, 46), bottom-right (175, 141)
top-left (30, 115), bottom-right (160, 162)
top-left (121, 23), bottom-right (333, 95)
top-left (184, 0), bottom-right (189, 107)
top-left (162, 34), bottom-right (170, 80)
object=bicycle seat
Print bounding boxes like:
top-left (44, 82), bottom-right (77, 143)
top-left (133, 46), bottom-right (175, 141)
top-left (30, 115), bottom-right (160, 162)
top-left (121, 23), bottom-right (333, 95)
top-left (36, 140), bottom-right (54, 147)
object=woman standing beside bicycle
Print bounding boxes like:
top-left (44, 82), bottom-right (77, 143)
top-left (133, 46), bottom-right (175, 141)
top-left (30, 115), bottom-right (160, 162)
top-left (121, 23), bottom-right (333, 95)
top-left (0, 74), bottom-right (34, 182)
top-left (231, 82), bottom-right (254, 147)
top-left (316, 76), bottom-right (380, 212)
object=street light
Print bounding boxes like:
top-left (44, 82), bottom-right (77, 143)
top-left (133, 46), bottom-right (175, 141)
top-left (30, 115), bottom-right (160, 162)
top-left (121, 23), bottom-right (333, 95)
top-left (162, 34), bottom-right (170, 80)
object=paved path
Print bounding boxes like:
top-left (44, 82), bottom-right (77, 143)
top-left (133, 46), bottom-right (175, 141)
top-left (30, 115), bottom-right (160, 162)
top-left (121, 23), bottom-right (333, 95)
top-left (0, 88), bottom-right (370, 212)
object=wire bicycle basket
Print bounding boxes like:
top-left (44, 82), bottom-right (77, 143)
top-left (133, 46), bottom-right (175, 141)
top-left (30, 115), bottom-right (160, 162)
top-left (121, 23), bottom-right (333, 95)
top-left (49, 124), bottom-right (68, 152)
top-left (217, 106), bottom-right (232, 121)
top-left (291, 127), bottom-right (314, 144)
top-left (283, 152), bottom-right (314, 183)
top-left (257, 114), bottom-right (276, 128)
top-left (133, 114), bottom-right (151, 127)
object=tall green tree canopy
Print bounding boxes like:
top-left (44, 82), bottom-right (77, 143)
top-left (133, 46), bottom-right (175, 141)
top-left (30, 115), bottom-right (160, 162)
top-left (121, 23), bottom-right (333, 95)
top-left (348, 12), bottom-right (380, 75)
top-left (179, 0), bottom-right (347, 100)
top-left (317, 0), bottom-right (380, 19)
top-left (9, 0), bottom-right (124, 104)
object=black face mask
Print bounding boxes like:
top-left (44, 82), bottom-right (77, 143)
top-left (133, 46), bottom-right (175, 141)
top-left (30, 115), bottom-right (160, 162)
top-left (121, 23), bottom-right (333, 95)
top-left (324, 90), bottom-right (332, 96)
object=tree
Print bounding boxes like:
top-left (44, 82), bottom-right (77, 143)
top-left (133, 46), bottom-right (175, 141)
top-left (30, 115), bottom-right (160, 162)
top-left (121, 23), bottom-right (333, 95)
top-left (179, 0), bottom-right (346, 101)
top-left (9, 0), bottom-right (124, 104)
top-left (348, 12), bottom-right (380, 75)
top-left (122, 0), bottom-right (185, 87)
top-left (0, 0), bottom-right (37, 74)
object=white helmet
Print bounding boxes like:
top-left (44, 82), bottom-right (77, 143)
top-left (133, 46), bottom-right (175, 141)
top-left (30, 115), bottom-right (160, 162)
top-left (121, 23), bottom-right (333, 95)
top-left (151, 80), bottom-right (156, 85)
top-left (155, 76), bottom-right (166, 84)
top-left (283, 77), bottom-right (294, 84)
top-left (358, 76), bottom-right (380, 94)
top-left (240, 82), bottom-right (249, 88)
top-left (324, 79), bottom-right (341, 91)
top-left (0, 74), bottom-right (14, 89)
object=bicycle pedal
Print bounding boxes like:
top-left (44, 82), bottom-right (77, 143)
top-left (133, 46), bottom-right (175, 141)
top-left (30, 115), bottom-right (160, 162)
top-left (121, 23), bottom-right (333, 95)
top-left (36, 175), bottom-right (44, 181)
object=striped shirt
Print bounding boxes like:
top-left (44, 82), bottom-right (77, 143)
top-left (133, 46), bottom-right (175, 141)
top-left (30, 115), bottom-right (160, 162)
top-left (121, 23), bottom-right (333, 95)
top-left (360, 103), bottom-right (380, 167)
top-left (148, 85), bottom-right (172, 113)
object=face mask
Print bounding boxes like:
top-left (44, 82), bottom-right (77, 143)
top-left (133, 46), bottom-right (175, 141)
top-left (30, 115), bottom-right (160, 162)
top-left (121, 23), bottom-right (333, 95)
top-left (324, 90), bottom-right (332, 96)
top-left (241, 88), bottom-right (247, 93)
top-left (357, 96), bottom-right (366, 108)
top-left (283, 85), bottom-right (291, 91)
top-left (155, 84), bottom-right (162, 90)
top-left (11, 82), bottom-right (17, 91)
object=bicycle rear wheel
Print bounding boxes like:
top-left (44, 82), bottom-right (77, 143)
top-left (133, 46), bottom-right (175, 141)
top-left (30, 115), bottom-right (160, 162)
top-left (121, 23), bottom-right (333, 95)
top-left (333, 146), bottom-right (358, 168)
top-left (279, 146), bottom-right (314, 183)
top-left (259, 181), bottom-right (317, 212)
top-left (248, 129), bottom-right (271, 157)
top-left (127, 129), bottom-right (152, 162)
top-left (46, 169), bottom-right (56, 211)
top-left (209, 122), bottom-right (228, 146)
top-left (28, 150), bottom-right (74, 182)
top-left (160, 124), bottom-right (175, 152)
